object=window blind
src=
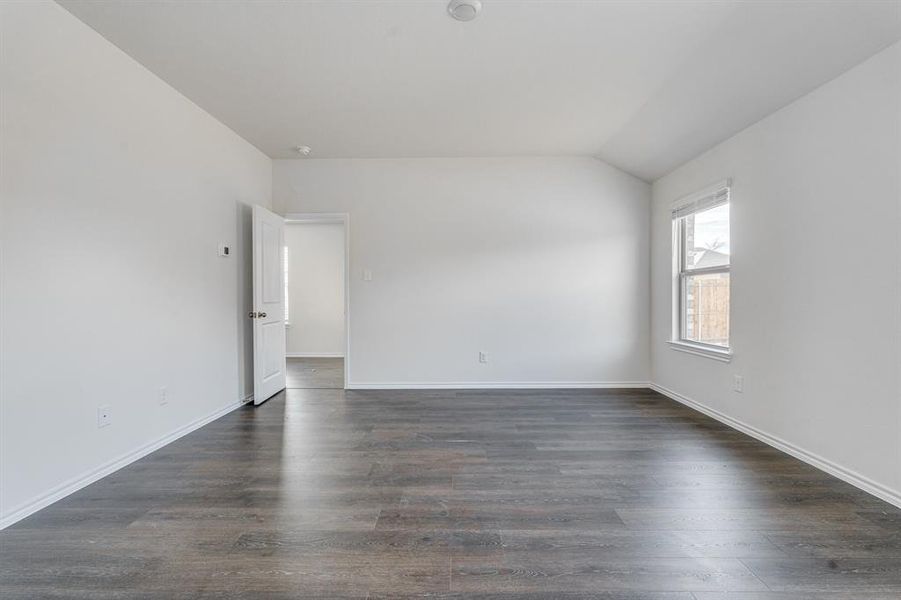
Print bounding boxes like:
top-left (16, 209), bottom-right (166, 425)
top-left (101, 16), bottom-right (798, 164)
top-left (672, 179), bottom-right (731, 220)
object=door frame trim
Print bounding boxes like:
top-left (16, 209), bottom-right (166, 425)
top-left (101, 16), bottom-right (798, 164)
top-left (283, 212), bottom-right (350, 390)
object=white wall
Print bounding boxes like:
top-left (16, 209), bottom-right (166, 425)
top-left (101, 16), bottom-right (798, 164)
top-left (274, 157), bottom-right (651, 387)
top-left (650, 43), bottom-right (901, 505)
top-left (285, 223), bottom-right (346, 356)
top-left (0, 1), bottom-right (272, 525)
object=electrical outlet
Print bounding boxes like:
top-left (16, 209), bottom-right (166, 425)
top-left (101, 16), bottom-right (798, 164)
top-left (159, 386), bottom-right (169, 406)
top-left (479, 351), bottom-right (488, 364)
top-left (363, 269), bottom-right (373, 281)
top-left (97, 405), bottom-right (112, 428)
top-left (733, 375), bottom-right (744, 393)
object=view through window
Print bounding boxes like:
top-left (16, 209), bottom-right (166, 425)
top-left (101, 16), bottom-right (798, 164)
top-left (677, 198), bottom-right (730, 348)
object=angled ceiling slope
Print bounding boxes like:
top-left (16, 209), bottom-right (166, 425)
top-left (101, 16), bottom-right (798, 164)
top-left (59, 0), bottom-right (901, 181)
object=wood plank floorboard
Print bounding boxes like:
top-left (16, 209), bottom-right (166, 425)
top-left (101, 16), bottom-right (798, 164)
top-left (1, 387), bottom-right (900, 598)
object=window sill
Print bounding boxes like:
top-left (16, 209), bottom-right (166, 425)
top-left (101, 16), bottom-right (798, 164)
top-left (668, 340), bottom-right (732, 363)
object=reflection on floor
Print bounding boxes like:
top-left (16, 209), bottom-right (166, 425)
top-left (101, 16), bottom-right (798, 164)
top-left (286, 356), bottom-right (343, 389)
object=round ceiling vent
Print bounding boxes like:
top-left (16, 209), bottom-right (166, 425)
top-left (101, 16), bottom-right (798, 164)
top-left (448, 0), bottom-right (482, 22)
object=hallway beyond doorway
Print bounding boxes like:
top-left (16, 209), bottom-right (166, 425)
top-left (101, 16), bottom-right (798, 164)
top-left (286, 357), bottom-right (344, 389)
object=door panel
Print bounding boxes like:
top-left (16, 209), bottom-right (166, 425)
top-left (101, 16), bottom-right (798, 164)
top-left (252, 205), bottom-right (286, 405)
top-left (261, 220), bottom-right (281, 303)
top-left (261, 321), bottom-right (283, 380)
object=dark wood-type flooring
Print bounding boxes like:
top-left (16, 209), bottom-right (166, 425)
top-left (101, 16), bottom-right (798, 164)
top-left (2, 387), bottom-right (901, 599)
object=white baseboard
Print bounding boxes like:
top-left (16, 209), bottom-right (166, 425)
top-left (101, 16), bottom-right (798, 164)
top-left (0, 395), bottom-right (253, 530)
top-left (286, 352), bottom-right (345, 358)
top-left (649, 383), bottom-right (901, 510)
top-left (347, 381), bottom-right (651, 390)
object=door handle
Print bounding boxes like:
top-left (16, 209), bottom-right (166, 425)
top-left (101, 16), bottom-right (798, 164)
top-left (259, 312), bottom-right (267, 318)
top-left (248, 311), bottom-right (257, 319)
top-left (248, 312), bottom-right (268, 319)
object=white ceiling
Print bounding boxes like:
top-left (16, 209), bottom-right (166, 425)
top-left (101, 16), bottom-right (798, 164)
top-left (59, 0), bottom-right (900, 181)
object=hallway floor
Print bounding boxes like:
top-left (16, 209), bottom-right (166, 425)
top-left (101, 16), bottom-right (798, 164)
top-left (286, 357), bottom-right (344, 389)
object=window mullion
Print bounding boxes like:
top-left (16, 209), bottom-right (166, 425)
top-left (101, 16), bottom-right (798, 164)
top-left (684, 264), bottom-right (729, 277)
top-left (679, 272), bottom-right (687, 340)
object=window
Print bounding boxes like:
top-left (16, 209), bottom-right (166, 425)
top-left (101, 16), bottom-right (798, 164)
top-left (673, 181), bottom-right (731, 353)
top-left (283, 245), bottom-right (290, 324)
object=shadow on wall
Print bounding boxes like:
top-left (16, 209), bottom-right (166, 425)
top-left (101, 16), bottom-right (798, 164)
top-left (236, 200), bottom-right (254, 401)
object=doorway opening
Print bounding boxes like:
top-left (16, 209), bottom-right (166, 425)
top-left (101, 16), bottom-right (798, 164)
top-left (283, 213), bottom-right (349, 390)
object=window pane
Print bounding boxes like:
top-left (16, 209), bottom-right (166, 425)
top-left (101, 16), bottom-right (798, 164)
top-left (683, 271), bottom-right (730, 347)
top-left (683, 203), bottom-right (729, 270)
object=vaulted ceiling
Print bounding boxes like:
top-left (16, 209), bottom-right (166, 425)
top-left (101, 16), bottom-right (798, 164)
top-left (59, 0), bottom-right (901, 181)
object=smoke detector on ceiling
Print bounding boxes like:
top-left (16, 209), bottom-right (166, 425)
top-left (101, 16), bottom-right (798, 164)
top-left (448, 0), bottom-right (481, 22)
top-left (293, 145), bottom-right (312, 157)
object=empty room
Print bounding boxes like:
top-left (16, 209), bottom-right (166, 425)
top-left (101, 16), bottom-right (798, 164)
top-left (1, 0), bottom-right (900, 598)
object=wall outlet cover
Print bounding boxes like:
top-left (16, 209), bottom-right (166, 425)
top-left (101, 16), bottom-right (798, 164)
top-left (97, 405), bottom-right (112, 428)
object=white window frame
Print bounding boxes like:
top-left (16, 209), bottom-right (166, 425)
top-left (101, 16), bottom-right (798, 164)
top-left (669, 180), bottom-right (732, 362)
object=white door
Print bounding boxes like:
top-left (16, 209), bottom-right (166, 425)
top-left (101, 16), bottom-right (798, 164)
top-left (252, 205), bottom-right (287, 405)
